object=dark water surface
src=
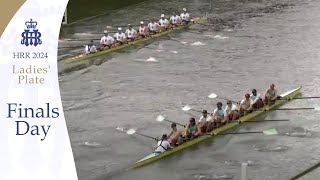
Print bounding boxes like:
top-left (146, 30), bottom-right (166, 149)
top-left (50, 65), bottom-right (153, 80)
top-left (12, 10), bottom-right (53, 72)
top-left (58, 0), bottom-right (320, 179)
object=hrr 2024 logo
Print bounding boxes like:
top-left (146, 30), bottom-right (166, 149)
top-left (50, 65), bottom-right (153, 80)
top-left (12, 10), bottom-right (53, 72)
top-left (21, 19), bottom-right (42, 47)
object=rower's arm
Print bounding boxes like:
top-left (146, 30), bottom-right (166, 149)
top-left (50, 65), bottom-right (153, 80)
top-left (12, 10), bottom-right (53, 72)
top-left (168, 131), bottom-right (173, 138)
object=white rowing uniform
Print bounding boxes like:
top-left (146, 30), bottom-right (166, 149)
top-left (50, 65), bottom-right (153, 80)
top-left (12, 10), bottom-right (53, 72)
top-left (155, 140), bottom-right (171, 153)
top-left (148, 22), bottom-right (159, 32)
top-left (125, 28), bottom-right (137, 39)
top-left (240, 98), bottom-right (253, 109)
top-left (84, 44), bottom-right (97, 54)
top-left (180, 12), bottom-right (190, 22)
top-left (139, 26), bottom-right (147, 35)
top-left (170, 15), bottom-right (181, 25)
top-left (213, 108), bottom-right (224, 120)
top-left (250, 93), bottom-right (262, 104)
top-left (159, 18), bottom-right (169, 28)
top-left (113, 32), bottom-right (126, 42)
top-left (198, 115), bottom-right (212, 123)
top-left (224, 104), bottom-right (238, 116)
top-left (100, 35), bottom-right (114, 46)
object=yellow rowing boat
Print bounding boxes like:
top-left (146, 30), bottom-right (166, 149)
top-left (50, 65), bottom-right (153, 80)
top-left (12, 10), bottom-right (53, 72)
top-left (133, 86), bottom-right (302, 168)
top-left (64, 16), bottom-right (207, 64)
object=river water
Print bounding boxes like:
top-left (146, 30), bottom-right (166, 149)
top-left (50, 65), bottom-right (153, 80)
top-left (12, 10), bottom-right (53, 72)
top-left (58, 0), bottom-right (320, 179)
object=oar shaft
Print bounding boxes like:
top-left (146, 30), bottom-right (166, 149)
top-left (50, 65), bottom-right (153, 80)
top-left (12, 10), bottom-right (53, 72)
top-left (164, 119), bottom-right (185, 127)
top-left (245, 119), bottom-right (290, 122)
top-left (218, 131), bottom-right (262, 135)
top-left (216, 97), bottom-right (237, 103)
top-left (135, 132), bottom-right (158, 141)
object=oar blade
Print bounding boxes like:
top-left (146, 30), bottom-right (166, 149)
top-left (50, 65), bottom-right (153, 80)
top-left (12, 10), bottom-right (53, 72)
top-left (156, 115), bottom-right (165, 122)
top-left (126, 129), bottom-right (136, 135)
top-left (182, 105), bottom-right (192, 111)
top-left (262, 128), bottom-right (278, 136)
top-left (208, 93), bottom-right (218, 99)
top-left (314, 107), bottom-right (320, 111)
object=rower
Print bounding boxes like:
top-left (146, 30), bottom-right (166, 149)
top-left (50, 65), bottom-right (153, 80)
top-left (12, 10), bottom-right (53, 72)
top-left (99, 30), bottom-right (114, 50)
top-left (212, 102), bottom-right (225, 128)
top-left (148, 19), bottom-right (160, 34)
top-left (239, 94), bottom-right (253, 115)
top-left (251, 89), bottom-right (264, 109)
top-left (125, 24), bottom-right (137, 42)
top-left (168, 123), bottom-right (183, 146)
top-left (84, 40), bottom-right (97, 55)
top-left (185, 117), bottom-right (200, 139)
top-left (154, 134), bottom-right (172, 153)
top-left (224, 100), bottom-right (240, 122)
top-left (159, 14), bottom-right (169, 31)
top-left (198, 110), bottom-right (213, 133)
top-left (113, 27), bottom-right (127, 45)
top-left (138, 21), bottom-right (148, 38)
top-left (264, 84), bottom-right (279, 106)
top-left (170, 12), bottom-right (181, 28)
top-left (180, 8), bottom-right (190, 24)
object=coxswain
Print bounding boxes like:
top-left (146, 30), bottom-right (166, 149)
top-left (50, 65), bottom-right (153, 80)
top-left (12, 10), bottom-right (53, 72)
top-left (138, 21), bottom-right (148, 38)
top-left (264, 84), bottom-right (279, 105)
top-left (113, 27), bottom-right (127, 45)
top-left (180, 8), bottom-right (190, 24)
top-left (125, 24), bottom-right (137, 42)
top-left (159, 14), bottom-right (169, 31)
top-left (239, 94), bottom-right (253, 115)
top-left (148, 19), bottom-right (160, 34)
top-left (168, 123), bottom-right (184, 146)
top-left (185, 117), bottom-right (201, 139)
top-left (154, 134), bottom-right (172, 153)
top-left (99, 30), bottom-right (114, 50)
top-left (212, 102), bottom-right (225, 128)
top-left (84, 40), bottom-right (97, 55)
top-left (198, 110), bottom-right (213, 133)
top-left (251, 89), bottom-right (264, 109)
top-left (224, 100), bottom-right (240, 122)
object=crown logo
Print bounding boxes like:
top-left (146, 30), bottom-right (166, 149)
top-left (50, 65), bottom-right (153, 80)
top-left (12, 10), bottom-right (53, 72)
top-left (25, 19), bottom-right (38, 29)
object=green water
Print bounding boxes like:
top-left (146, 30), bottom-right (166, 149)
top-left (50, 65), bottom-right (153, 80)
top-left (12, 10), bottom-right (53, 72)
top-left (66, 0), bottom-right (151, 23)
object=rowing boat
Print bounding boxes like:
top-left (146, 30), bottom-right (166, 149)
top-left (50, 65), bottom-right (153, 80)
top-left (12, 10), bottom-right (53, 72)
top-left (64, 16), bottom-right (207, 64)
top-left (133, 86), bottom-right (302, 168)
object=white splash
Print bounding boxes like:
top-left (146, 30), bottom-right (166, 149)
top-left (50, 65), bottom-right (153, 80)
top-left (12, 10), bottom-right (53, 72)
top-left (214, 35), bottom-right (229, 39)
top-left (203, 34), bottom-right (214, 38)
top-left (181, 41), bottom-right (188, 45)
top-left (116, 127), bottom-right (125, 131)
top-left (153, 49), bottom-right (163, 52)
top-left (190, 41), bottom-right (206, 46)
top-left (170, 51), bottom-right (178, 54)
top-left (84, 141), bottom-right (101, 147)
top-left (145, 57), bottom-right (158, 62)
top-left (91, 80), bottom-right (101, 83)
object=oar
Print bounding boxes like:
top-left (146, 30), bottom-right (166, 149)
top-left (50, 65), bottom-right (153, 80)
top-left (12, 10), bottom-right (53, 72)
top-left (263, 107), bottom-right (320, 111)
top-left (156, 115), bottom-right (186, 127)
top-left (209, 128), bottom-right (278, 136)
top-left (208, 93), bottom-right (237, 103)
top-left (181, 105), bottom-right (204, 113)
top-left (279, 96), bottom-right (320, 100)
top-left (126, 129), bottom-right (159, 141)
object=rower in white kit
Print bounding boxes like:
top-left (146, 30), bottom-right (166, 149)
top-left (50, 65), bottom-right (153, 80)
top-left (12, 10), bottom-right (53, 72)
top-left (159, 14), bottom-right (169, 31)
top-left (84, 40), bottom-right (97, 55)
top-left (113, 27), bottom-right (127, 46)
top-left (170, 12), bottom-right (181, 28)
top-left (180, 8), bottom-right (190, 24)
top-left (125, 24), bottom-right (137, 42)
top-left (99, 30), bottom-right (114, 50)
top-left (148, 19), bottom-right (160, 34)
top-left (138, 21), bottom-right (148, 38)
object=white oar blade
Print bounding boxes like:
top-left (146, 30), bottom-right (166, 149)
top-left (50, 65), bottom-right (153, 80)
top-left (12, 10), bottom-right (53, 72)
top-left (263, 128), bottom-right (278, 136)
top-left (182, 105), bottom-right (192, 111)
top-left (208, 93), bottom-right (218, 99)
top-left (314, 107), bottom-right (320, 111)
top-left (156, 115), bottom-right (165, 122)
top-left (126, 129), bottom-right (136, 135)
top-left (116, 126), bottom-right (125, 132)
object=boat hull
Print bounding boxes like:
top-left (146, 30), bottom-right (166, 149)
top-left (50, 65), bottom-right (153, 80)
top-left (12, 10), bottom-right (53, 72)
top-left (133, 86), bottom-right (302, 168)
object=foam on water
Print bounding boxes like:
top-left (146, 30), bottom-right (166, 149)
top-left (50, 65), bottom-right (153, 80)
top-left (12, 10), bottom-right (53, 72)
top-left (145, 57), bottom-right (158, 62)
top-left (214, 35), bottom-right (229, 39)
top-left (190, 41), bottom-right (206, 46)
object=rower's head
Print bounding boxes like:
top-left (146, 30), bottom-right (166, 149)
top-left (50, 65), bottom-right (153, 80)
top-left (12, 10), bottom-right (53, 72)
top-left (252, 89), bottom-right (257, 96)
top-left (171, 123), bottom-right (177, 130)
top-left (118, 27), bottom-right (122, 32)
top-left (245, 93), bottom-right (250, 100)
top-left (140, 21), bottom-right (144, 26)
top-left (161, 14), bottom-right (165, 19)
top-left (151, 19), bottom-right (154, 23)
top-left (162, 134), bottom-right (168, 140)
top-left (202, 110), bottom-right (208, 117)
top-left (270, 84), bottom-right (275, 90)
top-left (189, 117), bottom-right (196, 125)
top-left (226, 100), bottom-right (232, 107)
top-left (183, 8), bottom-right (187, 12)
top-left (89, 40), bottom-right (94, 45)
top-left (103, 30), bottom-right (108, 36)
top-left (217, 102), bottom-right (223, 109)
top-left (128, 24), bottom-right (132, 29)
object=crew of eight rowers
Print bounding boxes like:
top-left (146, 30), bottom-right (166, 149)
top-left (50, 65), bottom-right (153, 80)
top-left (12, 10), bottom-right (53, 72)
top-left (84, 8), bottom-right (191, 54)
top-left (154, 84), bottom-right (279, 153)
